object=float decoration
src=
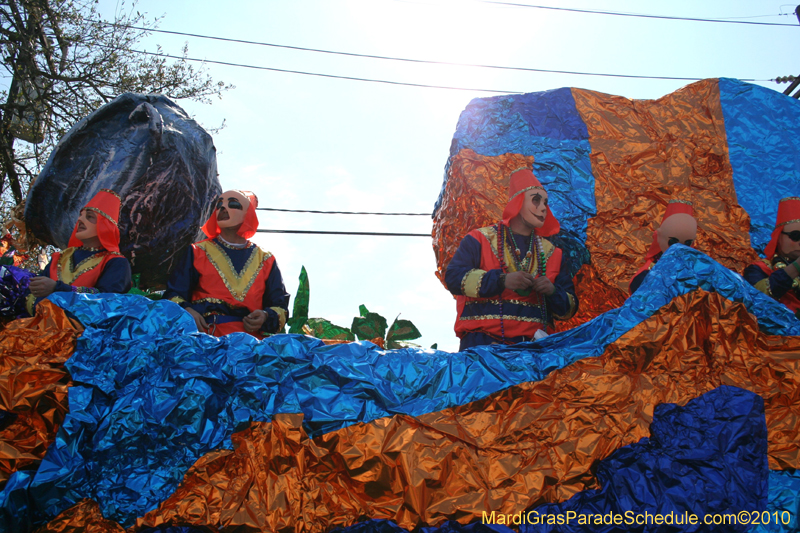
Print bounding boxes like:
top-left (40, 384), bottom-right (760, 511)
top-left (0, 246), bottom-right (797, 531)
top-left (24, 93), bottom-right (221, 288)
top-left (288, 266), bottom-right (423, 348)
top-left (433, 78), bottom-right (800, 331)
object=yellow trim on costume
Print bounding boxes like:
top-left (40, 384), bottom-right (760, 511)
top-left (169, 295), bottom-right (187, 305)
top-left (508, 185), bottom-right (545, 203)
top-left (552, 293), bottom-right (578, 320)
top-left (196, 240), bottom-right (272, 303)
top-left (464, 298), bottom-right (543, 309)
top-left (270, 307), bottom-right (287, 331)
top-left (84, 207), bottom-right (119, 227)
top-left (57, 247), bottom-right (106, 284)
top-left (754, 278), bottom-right (772, 298)
top-left (458, 314), bottom-right (546, 324)
top-left (462, 269), bottom-right (486, 298)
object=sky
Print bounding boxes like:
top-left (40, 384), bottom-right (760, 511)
top-left (90, 0), bottom-right (800, 351)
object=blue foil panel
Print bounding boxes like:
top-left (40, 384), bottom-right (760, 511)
top-left (519, 386), bottom-right (768, 533)
top-left (719, 78), bottom-right (800, 255)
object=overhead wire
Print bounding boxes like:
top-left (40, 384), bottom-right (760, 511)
top-left (472, 1), bottom-right (797, 26)
top-left (103, 5), bottom-right (789, 237)
top-left (108, 23), bottom-right (763, 83)
top-left (124, 48), bottom-right (523, 93)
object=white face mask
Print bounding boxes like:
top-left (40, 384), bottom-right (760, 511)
top-left (215, 191), bottom-right (250, 229)
top-left (75, 208), bottom-right (99, 241)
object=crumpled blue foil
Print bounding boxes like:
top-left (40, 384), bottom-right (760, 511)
top-left (719, 78), bottom-right (800, 256)
top-left (758, 470), bottom-right (800, 533)
top-left (1, 246), bottom-right (797, 529)
top-left (520, 386), bottom-right (768, 533)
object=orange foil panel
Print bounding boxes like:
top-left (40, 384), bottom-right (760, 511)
top-left (136, 290), bottom-right (798, 532)
top-left (0, 300), bottom-right (81, 488)
top-left (33, 499), bottom-right (126, 533)
top-left (573, 80), bottom-right (759, 292)
top-left (432, 150), bottom-right (535, 285)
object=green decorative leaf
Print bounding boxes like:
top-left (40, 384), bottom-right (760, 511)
top-left (386, 317), bottom-right (422, 343)
top-left (430, 343), bottom-right (438, 349)
top-left (351, 312), bottom-right (387, 341)
top-left (288, 266), bottom-right (310, 333)
top-left (358, 304), bottom-right (370, 318)
top-left (305, 318), bottom-right (354, 341)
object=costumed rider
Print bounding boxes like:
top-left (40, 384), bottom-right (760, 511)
top-left (27, 189), bottom-right (132, 314)
top-left (164, 190), bottom-right (290, 338)
top-left (445, 167), bottom-right (577, 350)
top-left (743, 197), bottom-right (800, 316)
top-left (629, 200), bottom-right (696, 295)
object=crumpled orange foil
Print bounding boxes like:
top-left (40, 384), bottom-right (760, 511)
top-left (573, 80), bottom-right (759, 292)
top-left (33, 499), bottom-right (125, 533)
top-left (432, 150), bottom-right (535, 285)
top-left (131, 290), bottom-right (798, 532)
top-left (0, 300), bottom-right (81, 488)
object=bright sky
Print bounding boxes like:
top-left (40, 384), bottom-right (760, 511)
top-left (92, 0), bottom-right (799, 351)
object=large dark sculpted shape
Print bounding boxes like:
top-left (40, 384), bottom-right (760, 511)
top-left (25, 93), bottom-right (221, 287)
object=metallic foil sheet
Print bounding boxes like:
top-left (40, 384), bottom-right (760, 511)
top-left (0, 300), bottom-right (80, 489)
top-left (553, 263), bottom-right (626, 333)
top-left (573, 79), bottom-right (758, 293)
top-left (32, 499), bottom-right (124, 533)
top-left (135, 288), bottom-right (798, 531)
top-left (431, 79), bottom-right (800, 336)
top-left (521, 386), bottom-right (769, 532)
top-left (432, 150), bottom-right (535, 285)
top-left (719, 78), bottom-right (800, 253)
top-left (16, 246), bottom-right (800, 530)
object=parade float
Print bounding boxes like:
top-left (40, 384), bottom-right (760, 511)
top-left (0, 79), bottom-right (798, 532)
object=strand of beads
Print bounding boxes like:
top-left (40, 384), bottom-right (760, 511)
top-left (494, 224), bottom-right (507, 343)
top-left (506, 225), bottom-right (535, 272)
top-left (534, 234), bottom-right (548, 326)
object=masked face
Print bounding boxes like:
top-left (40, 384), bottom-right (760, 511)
top-left (656, 213), bottom-right (697, 253)
top-left (215, 191), bottom-right (250, 229)
top-left (778, 220), bottom-right (800, 261)
top-left (517, 189), bottom-right (548, 230)
top-left (74, 208), bottom-right (99, 242)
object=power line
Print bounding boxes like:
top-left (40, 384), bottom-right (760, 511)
top-left (474, 1), bottom-right (798, 26)
top-left (257, 207), bottom-right (430, 216)
top-left (257, 229), bottom-right (430, 237)
top-left (126, 48), bottom-right (522, 93)
top-left (112, 23), bottom-right (757, 83)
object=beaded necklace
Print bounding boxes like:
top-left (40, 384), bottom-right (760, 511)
top-left (495, 224), bottom-right (549, 343)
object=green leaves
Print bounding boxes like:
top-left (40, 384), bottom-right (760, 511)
top-left (351, 306), bottom-right (388, 341)
top-left (287, 266), bottom-right (431, 348)
top-left (303, 318), bottom-right (354, 342)
top-left (287, 266), bottom-right (309, 333)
